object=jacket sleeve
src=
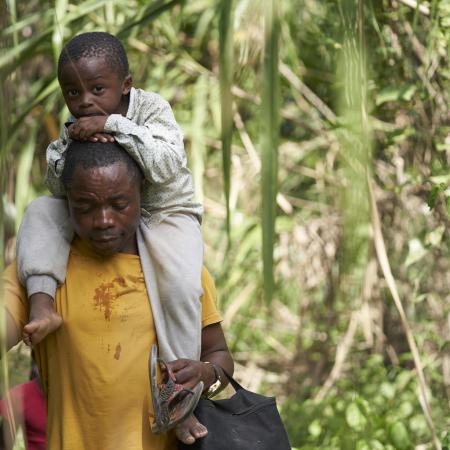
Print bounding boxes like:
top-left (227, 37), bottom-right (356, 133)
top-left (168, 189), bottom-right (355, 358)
top-left (104, 97), bottom-right (185, 185)
top-left (45, 126), bottom-right (71, 196)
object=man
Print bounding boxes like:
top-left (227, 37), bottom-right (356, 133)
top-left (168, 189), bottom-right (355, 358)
top-left (3, 140), bottom-right (233, 450)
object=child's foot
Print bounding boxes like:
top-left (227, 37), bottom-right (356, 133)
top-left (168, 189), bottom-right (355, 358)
top-left (175, 414), bottom-right (207, 445)
top-left (23, 293), bottom-right (62, 346)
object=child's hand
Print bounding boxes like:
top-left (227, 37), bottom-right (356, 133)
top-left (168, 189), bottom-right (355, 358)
top-left (164, 359), bottom-right (214, 391)
top-left (68, 116), bottom-right (110, 141)
top-left (88, 133), bottom-right (115, 143)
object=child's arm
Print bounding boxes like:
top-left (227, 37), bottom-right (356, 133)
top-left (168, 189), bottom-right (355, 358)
top-left (45, 124), bottom-right (114, 194)
top-left (103, 94), bottom-right (186, 185)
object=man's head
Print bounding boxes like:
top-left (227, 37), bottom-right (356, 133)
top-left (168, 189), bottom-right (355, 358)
top-left (58, 32), bottom-right (132, 118)
top-left (62, 141), bottom-right (143, 256)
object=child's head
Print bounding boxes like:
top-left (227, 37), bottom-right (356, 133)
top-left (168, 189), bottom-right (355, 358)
top-left (58, 32), bottom-right (132, 118)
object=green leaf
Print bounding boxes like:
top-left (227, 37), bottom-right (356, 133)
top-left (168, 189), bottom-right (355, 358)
top-left (405, 239), bottom-right (427, 267)
top-left (388, 422), bottom-right (411, 450)
top-left (375, 85), bottom-right (417, 106)
top-left (308, 419), bottom-right (322, 437)
top-left (427, 183), bottom-right (446, 210)
top-left (345, 403), bottom-right (367, 431)
top-left (426, 225), bottom-right (445, 247)
top-left (118, 0), bottom-right (184, 38)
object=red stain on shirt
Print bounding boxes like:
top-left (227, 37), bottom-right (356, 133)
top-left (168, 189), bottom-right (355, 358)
top-left (93, 282), bottom-right (115, 320)
top-left (114, 343), bottom-right (122, 360)
top-left (113, 276), bottom-right (127, 287)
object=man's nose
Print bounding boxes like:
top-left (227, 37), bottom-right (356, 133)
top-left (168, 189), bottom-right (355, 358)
top-left (93, 208), bottom-right (114, 229)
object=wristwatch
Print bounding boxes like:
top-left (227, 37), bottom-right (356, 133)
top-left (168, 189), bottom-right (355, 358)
top-left (204, 362), bottom-right (222, 398)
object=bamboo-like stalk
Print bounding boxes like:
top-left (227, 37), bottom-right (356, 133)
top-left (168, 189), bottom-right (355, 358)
top-left (260, 0), bottom-right (280, 304)
top-left (0, 1), bottom-right (12, 443)
top-left (191, 75), bottom-right (207, 203)
top-left (336, 0), bottom-right (371, 308)
top-left (219, 0), bottom-right (233, 239)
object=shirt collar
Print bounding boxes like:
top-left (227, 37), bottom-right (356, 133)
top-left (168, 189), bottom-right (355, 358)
top-left (126, 87), bottom-right (136, 120)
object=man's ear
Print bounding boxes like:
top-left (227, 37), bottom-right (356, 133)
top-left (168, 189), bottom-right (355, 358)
top-left (122, 75), bottom-right (133, 95)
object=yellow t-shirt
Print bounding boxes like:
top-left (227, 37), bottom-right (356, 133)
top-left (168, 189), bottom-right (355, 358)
top-left (4, 238), bottom-right (222, 450)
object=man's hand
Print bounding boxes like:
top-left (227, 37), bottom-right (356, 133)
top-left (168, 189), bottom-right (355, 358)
top-left (68, 116), bottom-right (114, 142)
top-left (164, 359), bottom-right (215, 392)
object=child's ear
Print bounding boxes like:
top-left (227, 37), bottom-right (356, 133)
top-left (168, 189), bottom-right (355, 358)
top-left (122, 75), bottom-right (133, 95)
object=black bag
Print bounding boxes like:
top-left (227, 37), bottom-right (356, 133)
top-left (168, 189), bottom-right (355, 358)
top-left (178, 373), bottom-right (291, 450)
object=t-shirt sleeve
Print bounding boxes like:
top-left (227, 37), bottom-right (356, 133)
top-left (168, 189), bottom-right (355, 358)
top-left (200, 267), bottom-right (222, 328)
top-left (3, 261), bottom-right (28, 332)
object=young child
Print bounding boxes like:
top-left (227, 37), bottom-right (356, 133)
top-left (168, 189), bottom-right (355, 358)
top-left (16, 31), bottom-right (207, 444)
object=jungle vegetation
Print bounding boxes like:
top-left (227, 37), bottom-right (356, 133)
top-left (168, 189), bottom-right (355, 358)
top-left (1, 0), bottom-right (450, 448)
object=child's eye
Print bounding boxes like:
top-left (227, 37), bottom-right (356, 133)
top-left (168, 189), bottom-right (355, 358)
top-left (67, 89), bottom-right (79, 97)
top-left (93, 85), bottom-right (105, 94)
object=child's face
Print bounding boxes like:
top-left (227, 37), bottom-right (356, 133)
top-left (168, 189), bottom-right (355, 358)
top-left (59, 56), bottom-right (132, 118)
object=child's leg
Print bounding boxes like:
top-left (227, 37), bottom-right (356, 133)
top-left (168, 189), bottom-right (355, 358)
top-left (141, 213), bottom-right (203, 359)
top-left (141, 213), bottom-right (205, 444)
top-left (16, 196), bottom-right (73, 344)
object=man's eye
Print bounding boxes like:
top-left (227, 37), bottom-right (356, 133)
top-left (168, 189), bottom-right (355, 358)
top-left (74, 205), bottom-right (92, 214)
top-left (113, 203), bottom-right (128, 210)
top-left (93, 85), bottom-right (105, 94)
top-left (67, 89), bottom-right (79, 97)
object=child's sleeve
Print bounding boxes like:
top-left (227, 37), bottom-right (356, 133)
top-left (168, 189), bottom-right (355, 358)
top-left (16, 197), bottom-right (73, 298)
top-left (103, 94), bottom-right (185, 184)
top-left (45, 126), bottom-right (71, 196)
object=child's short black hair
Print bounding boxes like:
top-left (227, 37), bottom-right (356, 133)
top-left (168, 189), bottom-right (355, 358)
top-left (58, 32), bottom-right (129, 80)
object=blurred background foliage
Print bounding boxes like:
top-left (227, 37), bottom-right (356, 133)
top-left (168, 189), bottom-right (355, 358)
top-left (1, 0), bottom-right (450, 448)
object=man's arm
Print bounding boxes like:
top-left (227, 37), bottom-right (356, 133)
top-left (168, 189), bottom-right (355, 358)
top-left (200, 322), bottom-right (234, 389)
top-left (166, 322), bottom-right (234, 394)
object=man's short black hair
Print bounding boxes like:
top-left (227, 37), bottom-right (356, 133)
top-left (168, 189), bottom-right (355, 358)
top-left (58, 32), bottom-right (129, 80)
top-left (61, 141), bottom-right (143, 189)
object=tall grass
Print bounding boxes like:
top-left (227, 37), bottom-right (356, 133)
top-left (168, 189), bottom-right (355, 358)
top-left (218, 0), bottom-right (233, 239)
top-left (260, 0), bottom-right (280, 304)
top-left (337, 1), bottom-right (441, 447)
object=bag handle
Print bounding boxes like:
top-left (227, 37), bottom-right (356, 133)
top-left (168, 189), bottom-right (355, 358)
top-left (221, 368), bottom-right (245, 392)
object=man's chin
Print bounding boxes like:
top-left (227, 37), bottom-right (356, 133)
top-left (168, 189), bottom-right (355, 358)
top-left (89, 238), bottom-right (122, 256)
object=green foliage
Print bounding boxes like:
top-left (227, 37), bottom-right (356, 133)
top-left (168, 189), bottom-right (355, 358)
top-left (1, 0), bottom-right (450, 448)
top-left (282, 356), bottom-right (449, 449)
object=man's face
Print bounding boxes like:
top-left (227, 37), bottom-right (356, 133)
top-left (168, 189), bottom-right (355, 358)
top-left (59, 56), bottom-right (131, 118)
top-left (66, 162), bottom-right (141, 256)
